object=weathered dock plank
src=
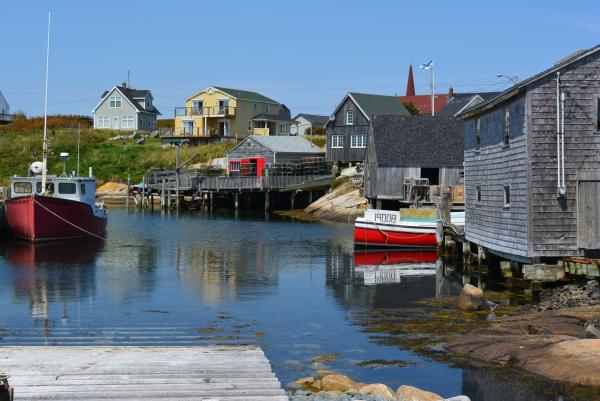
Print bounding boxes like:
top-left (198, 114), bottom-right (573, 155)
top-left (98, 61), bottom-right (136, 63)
top-left (1, 346), bottom-right (288, 401)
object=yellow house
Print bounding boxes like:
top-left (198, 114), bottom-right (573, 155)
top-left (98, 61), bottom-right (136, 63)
top-left (173, 86), bottom-right (292, 139)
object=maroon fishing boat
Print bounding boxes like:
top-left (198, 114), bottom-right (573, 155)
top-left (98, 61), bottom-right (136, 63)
top-left (5, 167), bottom-right (108, 242)
top-left (4, 14), bottom-right (108, 242)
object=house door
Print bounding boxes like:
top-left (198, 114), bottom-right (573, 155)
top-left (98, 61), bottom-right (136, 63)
top-left (577, 181), bottom-right (600, 250)
top-left (219, 120), bottom-right (230, 137)
top-left (112, 117), bottom-right (119, 129)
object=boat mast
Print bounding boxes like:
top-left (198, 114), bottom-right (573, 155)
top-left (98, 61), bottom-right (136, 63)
top-left (41, 11), bottom-right (51, 194)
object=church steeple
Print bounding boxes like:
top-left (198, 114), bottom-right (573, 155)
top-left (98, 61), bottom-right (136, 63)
top-left (406, 64), bottom-right (416, 96)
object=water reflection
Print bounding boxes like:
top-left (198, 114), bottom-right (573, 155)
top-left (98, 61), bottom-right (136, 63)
top-left (326, 246), bottom-right (459, 309)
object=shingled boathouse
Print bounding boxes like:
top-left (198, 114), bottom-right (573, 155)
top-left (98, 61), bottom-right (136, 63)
top-left (458, 45), bottom-right (600, 263)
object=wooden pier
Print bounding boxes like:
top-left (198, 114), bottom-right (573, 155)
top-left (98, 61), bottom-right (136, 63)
top-left (1, 346), bottom-right (288, 401)
top-left (137, 170), bottom-right (334, 211)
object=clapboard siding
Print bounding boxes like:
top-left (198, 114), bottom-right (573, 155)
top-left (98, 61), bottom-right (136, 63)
top-left (528, 52), bottom-right (600, 257)
top-left (326, 97), bottom-right (369, 162)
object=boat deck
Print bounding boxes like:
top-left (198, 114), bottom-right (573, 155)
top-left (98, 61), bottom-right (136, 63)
top-left (1, 346), bottom-right (288, 401)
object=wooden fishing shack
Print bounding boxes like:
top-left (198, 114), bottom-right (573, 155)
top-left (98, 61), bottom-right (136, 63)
top-left (458, 44), bottom-right (600, 263)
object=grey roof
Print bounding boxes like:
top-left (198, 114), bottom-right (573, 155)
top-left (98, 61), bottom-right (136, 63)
top-left (232, 135), bottom-right (324, 155)
top-left (100, 86), bottom-right (161, 115)
top-left (253, 104), bottom-right (291, 122)
top-left (457, 43), bottom-right (600, 118)
top-left (437, 92), bottom-right (501, 117)
top-left (293, 114), bottom-right (329, 125)
top-left (349, 92), bottom-right (410, 117)
top-left (212, 86), bottom-right (280, 104)
top-left (370, 115), bottom-right (463, 168)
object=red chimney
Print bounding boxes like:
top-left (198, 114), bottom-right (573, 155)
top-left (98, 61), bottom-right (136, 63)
top-left (405, 65), bottom-right (416, 96)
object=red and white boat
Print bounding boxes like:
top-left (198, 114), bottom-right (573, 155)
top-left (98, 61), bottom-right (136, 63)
top-left (354, 209), bottom-right (464, 248)
top-left (4, 13), bottom-right (108, 242)
top-left (5, 171), bottom-right (107, 242)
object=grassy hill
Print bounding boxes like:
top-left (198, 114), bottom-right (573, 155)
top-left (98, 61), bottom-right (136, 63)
top-left (0, 129), bottom-right (235, 186)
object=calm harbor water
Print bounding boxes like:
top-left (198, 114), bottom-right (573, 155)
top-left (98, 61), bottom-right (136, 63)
top-left (0, 208), bottom-right (592, 400)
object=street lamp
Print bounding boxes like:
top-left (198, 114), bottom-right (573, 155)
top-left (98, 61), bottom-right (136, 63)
top-left (497, 74), bottom-right (518, 85)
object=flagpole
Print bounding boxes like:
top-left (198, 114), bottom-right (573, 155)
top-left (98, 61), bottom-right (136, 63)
top-left (41, 11), bottom-right (51, 194)
top-left (431, 64), bottom-right (435, 116)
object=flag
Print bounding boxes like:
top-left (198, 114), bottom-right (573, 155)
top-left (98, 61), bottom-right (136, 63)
top-left (420, 60), bottom-right (434, 70)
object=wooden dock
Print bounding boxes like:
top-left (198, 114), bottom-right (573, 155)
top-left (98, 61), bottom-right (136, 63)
top-left (1, 346), bottom-right (288, 401)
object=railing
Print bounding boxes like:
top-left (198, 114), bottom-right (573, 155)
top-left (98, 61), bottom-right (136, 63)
top-left (199, 175), bottom-right (334, 191)
top-left (167, 127), bottom-right (235, 137)
top-left (146, 170), bottom-right (334, 193)
top-left (174, 106), bottom-right (236, 118)
top-left (253, 127), bottom-right (270, 136)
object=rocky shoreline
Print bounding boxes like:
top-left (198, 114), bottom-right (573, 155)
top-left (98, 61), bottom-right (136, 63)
top-left (287, 373), bottom-right (468, 401)
top-left (304, 179), bottom-right (367, 223)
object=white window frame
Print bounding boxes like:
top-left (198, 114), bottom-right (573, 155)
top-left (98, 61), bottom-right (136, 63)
top-left (503, 107), bottom-right (510, 146)
top-left (109, 95), bottom-right (122, 108)
top-left (346, 110), bottom-right (354, 125)
top-left (331, 135), bottom-right (343, 148)
top-left (265, 104), bottom-right (270, 113)
top-left (229, 161), bottom-right (241, 172)
top-left (253, 102), bottom-right (258, 112)
top-left (121, 115), bottom-right (134, 129)
top-left (475, 118), bottom-right (481, 151)
top-left (350, 134), bottom-right (367, 148)
top-left (279, 123), bottom-right (286, 135)
top-left (96, 116), bottom-right (110, 128)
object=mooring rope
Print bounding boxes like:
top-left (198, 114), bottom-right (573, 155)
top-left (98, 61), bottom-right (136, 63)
top-left (32, 197), bottom-right (107, 241)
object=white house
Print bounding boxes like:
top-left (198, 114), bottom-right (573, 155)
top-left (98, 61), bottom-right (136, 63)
top-left (92, 83), bottom-right (161, 131)
top-left (0, 90), bottom-right (10, 124)
top-left (290, 114), bottom-right (329, 136)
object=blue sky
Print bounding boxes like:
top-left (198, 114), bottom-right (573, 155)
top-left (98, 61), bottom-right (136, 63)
top-left (2, 0), bottom-right (599, 118)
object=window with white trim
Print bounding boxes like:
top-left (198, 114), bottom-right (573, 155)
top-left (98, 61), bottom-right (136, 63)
top-left (331, 135), bottom-right (343, 148)
top-left (229, 161), bottom-right (241, 172)
top-left (248, 120), bottom-right (253, 131)
top-left (279, 123), bottom-right (286, 134)
top-left (350, 134), bottom-right (367, 148)
top-left (96, 116), bottom-right (110, 128)
top-left (253, 102), bottom-right (258, 112)
top-left (109, 95), bottom-right (122, 108)
top-left (122, 115), bottom-right (134, 129)
top-left (346, 110), bottom-right (354, 125)
top-left (265, 104), bottom-right (270, 113)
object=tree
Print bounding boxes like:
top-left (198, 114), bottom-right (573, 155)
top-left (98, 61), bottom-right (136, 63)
top-left (402, 102), bottom-right (421, 116)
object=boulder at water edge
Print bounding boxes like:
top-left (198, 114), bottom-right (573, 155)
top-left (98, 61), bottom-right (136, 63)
top-left (359, 383), bottom-right (396, 400)
top-left (319, 374), bottom-right (360, 392)
top-left (396, 385), bottom-right (443, 401)
top-left (457, 284), bottom-right (489, 311)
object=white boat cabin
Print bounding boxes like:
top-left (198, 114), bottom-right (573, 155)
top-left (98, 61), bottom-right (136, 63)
top-left (10, 176), bottom-right (98, 206)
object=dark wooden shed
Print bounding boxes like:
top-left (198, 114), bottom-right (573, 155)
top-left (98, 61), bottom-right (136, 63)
top-left (364, 115), bottom-right (464, 208)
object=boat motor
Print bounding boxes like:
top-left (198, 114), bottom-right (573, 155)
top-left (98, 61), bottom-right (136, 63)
top-left (0, 373), bottom-right (13, 401)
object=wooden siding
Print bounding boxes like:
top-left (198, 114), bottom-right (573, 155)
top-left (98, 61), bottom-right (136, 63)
top-left (464, 94), bottom-right (529, 257)
top-left (578, 180), bottom-right (600, 249)
top-left (228, 138), bottom-right (275, 165)
top-left (440, 167), bottom-right (463, 186)
top-left (528, 53), bottom-right (600, 257)
top-left (326, 97), bottom-right (369, 162)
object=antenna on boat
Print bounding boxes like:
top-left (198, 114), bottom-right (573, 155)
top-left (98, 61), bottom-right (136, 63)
top-left (77, 122), bottom-right (81, 176)
top-left (40, 10), bottom-right (51, 194)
